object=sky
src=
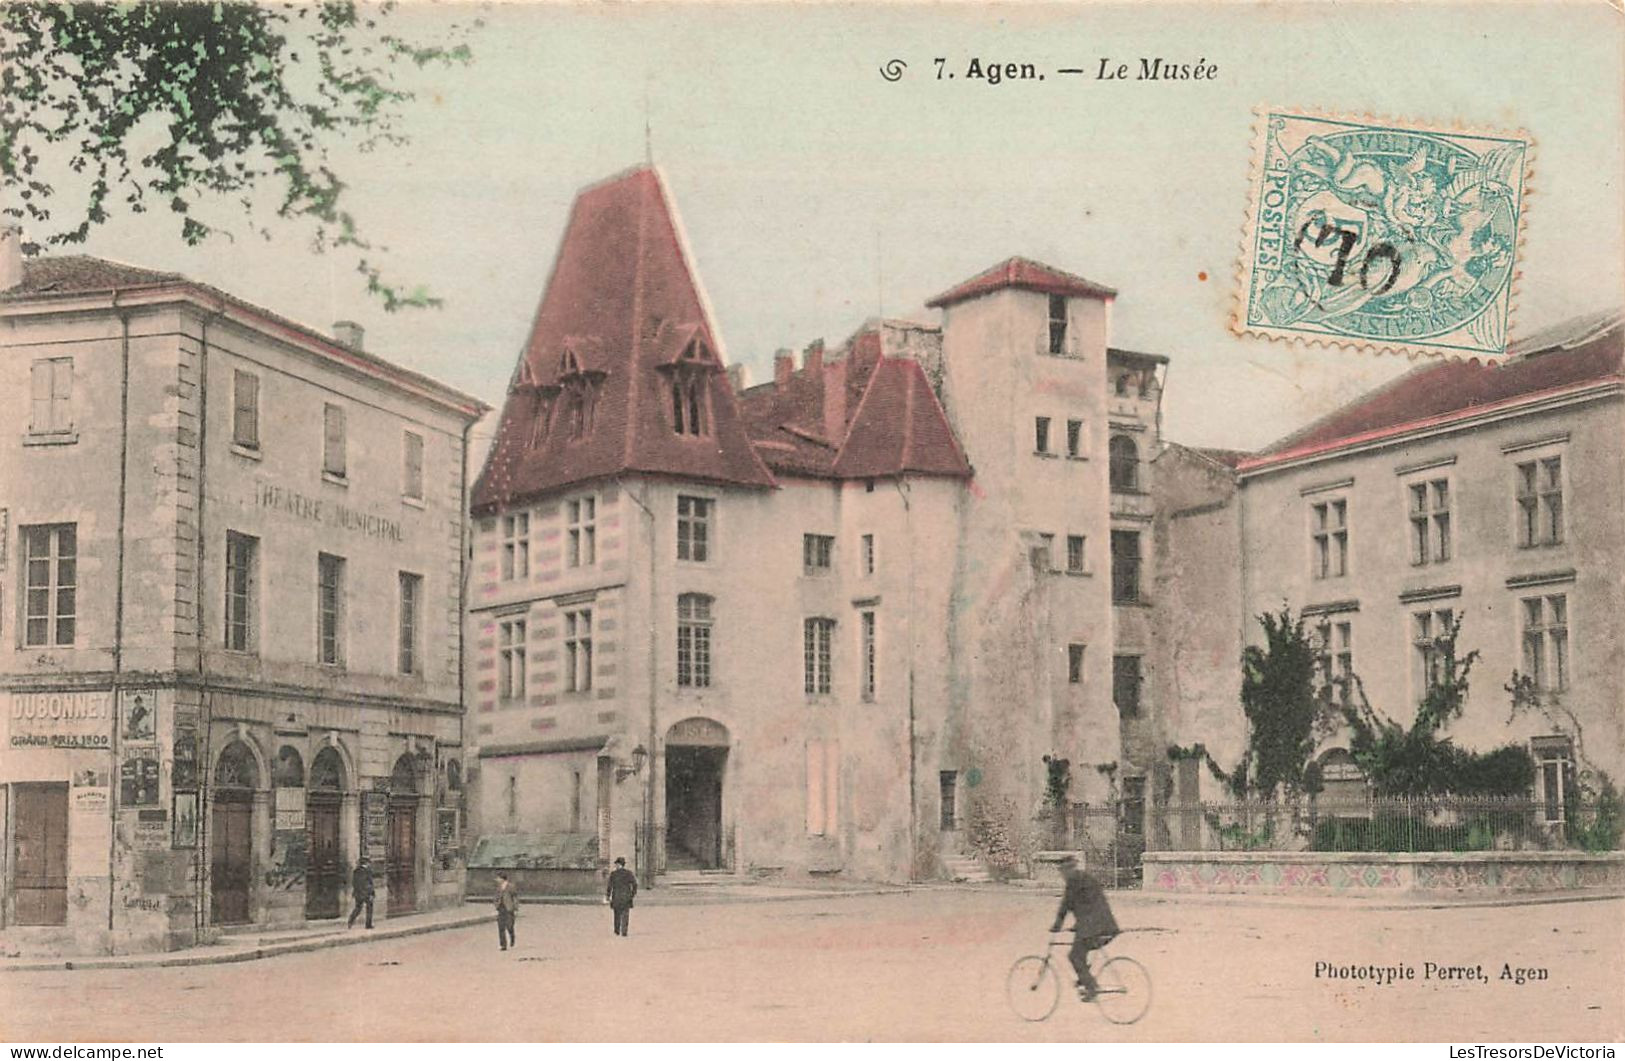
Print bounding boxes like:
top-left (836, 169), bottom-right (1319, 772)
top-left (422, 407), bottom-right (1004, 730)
top-left (35, 1), bottom-right (1625, 454)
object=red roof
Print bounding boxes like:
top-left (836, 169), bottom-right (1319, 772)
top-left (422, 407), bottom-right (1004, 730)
top-left (737, 327), bottom-right (971, 481)
top-left (1243, 312), bottom-right (1624, 471)
top-left (1, 255), bottom-right (181, 296)
top-left (926, 256), bottom-right (1116, 309)
top-left (472, 167), bottom-right (776, 512)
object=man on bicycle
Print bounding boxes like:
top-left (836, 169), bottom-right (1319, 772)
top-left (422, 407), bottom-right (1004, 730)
top-left (1050, 854), bottom-right (1119, 1000)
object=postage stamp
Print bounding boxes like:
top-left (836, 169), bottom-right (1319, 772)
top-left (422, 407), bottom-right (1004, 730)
top-left (1235, 109), bottom-right (1531, 358)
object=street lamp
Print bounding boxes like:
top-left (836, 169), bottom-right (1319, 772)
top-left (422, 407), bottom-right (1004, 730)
top-left (617, 743), bottom-right (647, 782)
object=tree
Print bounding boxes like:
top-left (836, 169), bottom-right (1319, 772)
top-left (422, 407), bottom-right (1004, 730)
top-left (1, 2), bottom-right (475, 309)
top-left (1237, 607), bottom-right (1330, 799)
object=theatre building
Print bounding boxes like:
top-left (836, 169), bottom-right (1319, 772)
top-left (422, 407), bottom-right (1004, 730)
top-left (466, 167), bottom-right (1169, 885)
top-left (0, 230), bottom-right (486, 956)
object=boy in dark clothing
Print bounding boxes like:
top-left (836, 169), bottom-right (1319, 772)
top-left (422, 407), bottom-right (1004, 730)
top-left (494, 872), bottom-right (519, 951)
top-left (605, 857), bottom-right (638, 937)
top-left (1050, 854), bottom-right (1119, 999)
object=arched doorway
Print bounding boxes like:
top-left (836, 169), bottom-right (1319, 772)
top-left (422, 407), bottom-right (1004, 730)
top-left (211, 742), bottom-right (260, 925)
top-left (386, 755), bottom-right (419, 915)
top-left (665, 717), bottom-right (729, 871)
top-left (306, 747), bottom-right (346, 919)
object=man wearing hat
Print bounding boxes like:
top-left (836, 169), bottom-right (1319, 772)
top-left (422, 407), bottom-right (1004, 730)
top-left (348, 856), bottom-right (375, 929)
top-left (605, 856), bottom-right (638, 936)
top-left (1050, 854), bottom-right (1119, 1000)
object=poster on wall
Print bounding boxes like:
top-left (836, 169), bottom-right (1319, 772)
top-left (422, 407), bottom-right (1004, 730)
top-left (172, 791), bottom-right (198, 848)
top-left (120, 689), bottom-right (157, 743)
top-left (172, 719), bottom-right (198, 789)
top-left (120, 753), bottom-right (160, 806)
top-left (274, 786), bottom-right (305, 831)
top-left (134, 809), bottom-right (167, 851)
top-left (361, 790), bottom-right (388, 858)
top-left (72, 767), bottom-right (109, 811)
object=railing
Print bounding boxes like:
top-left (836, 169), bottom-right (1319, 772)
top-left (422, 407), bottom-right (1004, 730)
top-left (1146, 795), bottom-right (1621, 854)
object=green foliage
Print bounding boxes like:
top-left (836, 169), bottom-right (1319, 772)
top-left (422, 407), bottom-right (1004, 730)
top-left (1237, 607), bottom-right (1328, 799)
top-left (1310, 813), bottom-right (1506, 853)
top-left (1040, 755), bottom-right (1071, 808)
top-left (1340, 612), bottom-right (1533, 796)
top-left (1568, 775), bottom-right (1624, 853)
top-left (1, 1), bottom-right (476, 309)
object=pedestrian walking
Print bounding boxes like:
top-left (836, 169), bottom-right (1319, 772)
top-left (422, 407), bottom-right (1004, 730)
top-left (494, 871), bottom-right (519, 951)
top-left (347, 856), bottom-right (375, 929)
top-left (605, 856), bottom-right (638, 937)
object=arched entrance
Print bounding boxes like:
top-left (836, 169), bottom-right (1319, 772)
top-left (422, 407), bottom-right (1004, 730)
top-left (306, 747), bottom-right (346, 919)
top-left (665, 717), bottom-right (729, 871)
top-left (211, 742), bottom-right (260, 925)
top-left (386, 755), bottom-right (419, 915)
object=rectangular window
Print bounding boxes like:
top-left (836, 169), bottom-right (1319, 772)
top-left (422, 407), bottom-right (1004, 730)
top-left (564, 608), bottom-right (593, 693)
top-left (1110, 530), bottom-right (1141, 603)
top-left (676, 594), bottom-right (713, 689)
top-left (1534, 737), bottom-right (1573, 824)
top-left (1047, 294), bottom-right (1068, 354)
top-left (317, 553), bottom-right (345, 665)
top-left (498, 618), bottom-right (527, 701)
top-left (398, 572), bottom-right (422, 675)
top-left (1311, 499), bottom-right (1349, 579)
top-left (1034, 416), bottom-right (1052, 454)
top-left (1516, 457), bottom-right (1564, 547)
top-left (1067, 534), bottom-right (1086, 575)
top-left (1412, 608), bottom-right (1454, 702)
top-left (567, 497), bottom-right (597, 568)
top-left (23, 524), bottom-right (77, 647)
top-left (1121, 777), bottom-right (1146, 838)
top-left (570, 771), bottom-right (583, 834)
top-left (29, 358), bottom-right (73, 435)
top-left (322, 403), bottom-right (346, 478)
top-left (939, 770), bottom-right (958, 830)
top-left (859, 610), bottom-right (877, 702)
top-left (677, 496), bottom-right (712, 562)
top-left (860, 533), bottom-right (875, 577)
top-left (1066, 419), bottom-right (1084, 459)
top-left (1068, 643), bottom-right (1085, 684)
top-left (1408, 479), bottom-right (1451, 565)
top-left (803, 534), bottom-right (834, 575)
top-left (224, 531), bottom-right (258, 652)
top-left (1033, 532), bottom-right (1055, 573)
top-left (806, 741), bottom-right (839, 836)
top-left (232, 370), bottom-right (259, 449)
top-left (1314, 619), bottom-right (1353, 698)
top-left (803, 617), bottom-right (835, 695)
top-left (501, 513), bottom-right (530, 581)
top-left (402, 431), bottom-right (424, 501)
top-left (1113, 654), bottom-right (1142, 717)
top-left (1520, 594), bottom-right (1569, 693)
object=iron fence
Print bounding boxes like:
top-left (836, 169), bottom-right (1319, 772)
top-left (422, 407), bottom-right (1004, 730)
top-left (1146, 795), bottom-right (1621, 854)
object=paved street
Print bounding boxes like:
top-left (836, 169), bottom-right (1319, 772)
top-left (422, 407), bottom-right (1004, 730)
top-left (3, 891), bottom-right (1619, 1042)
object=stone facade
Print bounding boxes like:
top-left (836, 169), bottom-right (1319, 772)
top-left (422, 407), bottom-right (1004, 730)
top-left (0, 244), bottom-right (486, 955)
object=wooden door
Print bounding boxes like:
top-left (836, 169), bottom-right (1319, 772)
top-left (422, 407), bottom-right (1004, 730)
top-left (13, 784), bottom-right (68, 926)
top-left (386, 801), bottom-right (416, 915)
top-left (211, 796), bottom-right (253, 925)
top-left (305, 798), bottom-right (342, 919)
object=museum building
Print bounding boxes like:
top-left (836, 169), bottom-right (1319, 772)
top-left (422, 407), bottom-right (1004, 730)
top-left (0, 229), bottom-right (487, 955)
top-left (465, 167), bottom-right (1175, 886)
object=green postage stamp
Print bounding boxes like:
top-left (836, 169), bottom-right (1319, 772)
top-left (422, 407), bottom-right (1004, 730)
top-left (1235, 110), bottom-right (1531, 358)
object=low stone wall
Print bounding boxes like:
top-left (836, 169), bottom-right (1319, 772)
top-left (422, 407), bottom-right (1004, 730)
top-left (465, 865), bottom-right (600, 899)
top-left (1142, 851), bottom-right (1625, 896)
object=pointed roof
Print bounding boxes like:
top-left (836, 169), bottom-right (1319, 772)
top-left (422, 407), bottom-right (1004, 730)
top-left (1241, 311), bottom-right (1624, 473)
top-left (737, 325), bottom-right (971, 481)
top-left (472, 166), bottom-right (775, 512)
top-left (926, 256), bottom-right (1116, 309)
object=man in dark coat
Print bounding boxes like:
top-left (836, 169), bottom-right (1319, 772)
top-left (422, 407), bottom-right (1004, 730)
top-left (494, 871), bottom-right (519, 951)
top-left (1050, 854), bottom-right (1119, 999)
top-left (605, 857), bottom-right (638, 937)
top-left (348, 857), bottom-right (375, 929)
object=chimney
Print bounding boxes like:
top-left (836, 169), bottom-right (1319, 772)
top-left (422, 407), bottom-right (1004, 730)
top-left (0, 225), bottom-right (24, 293)
top-left (333, 320), bottom-right (364, 351)
top-left (774, 349), bottom-right (795, 389)
top-left (803, 339), bottom-right (825, 375)
top-left (725, 363), bottom-right (750, 393)
top-left (822, 357), bottom-right (849, 444)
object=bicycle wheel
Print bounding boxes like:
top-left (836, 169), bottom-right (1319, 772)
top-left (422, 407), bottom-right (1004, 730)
top-left (1094, 955), bottom-right (1152, 1025)
top-left (1006, 955), bottom-right (1061, 1022)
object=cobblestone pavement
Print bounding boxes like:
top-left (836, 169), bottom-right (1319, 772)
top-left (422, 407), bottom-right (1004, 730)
top-left (3, 891), bottom-right (1618, 1042)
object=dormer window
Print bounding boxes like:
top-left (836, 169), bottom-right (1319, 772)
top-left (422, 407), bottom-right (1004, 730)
top-left (1047, 294), bottom-right (1068, 355)
top-left (672, 377), bottom-right (706, 436)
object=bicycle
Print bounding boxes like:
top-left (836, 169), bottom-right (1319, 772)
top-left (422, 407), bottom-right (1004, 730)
top-left (1006, 935), bottom-right (1152, 1024)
